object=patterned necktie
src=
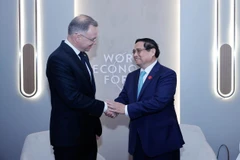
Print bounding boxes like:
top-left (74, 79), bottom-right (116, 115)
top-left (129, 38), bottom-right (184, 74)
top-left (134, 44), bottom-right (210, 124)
top-left (78, 52), bottom-right (93, 84)
top-left (137, 71), bottom-right (146, 98)
top-left (78, 52), bottom-right (88, 67)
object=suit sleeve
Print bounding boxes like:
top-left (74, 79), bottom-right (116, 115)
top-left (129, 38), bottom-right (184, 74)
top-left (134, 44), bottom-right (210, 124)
top-left (47, 55), bottom-right (104, 117)
top-left (115, 75), bottom-right (130, 105)
top-left (94, 118), bottom-right (102, 136)
top-left (128, 70), bottom-right (177, 120)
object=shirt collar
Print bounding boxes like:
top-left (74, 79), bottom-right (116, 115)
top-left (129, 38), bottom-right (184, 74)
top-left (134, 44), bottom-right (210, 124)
top-left (140, 60), bottom-right (157, 75)
top-left (64, 39), bottom-right (80, 56)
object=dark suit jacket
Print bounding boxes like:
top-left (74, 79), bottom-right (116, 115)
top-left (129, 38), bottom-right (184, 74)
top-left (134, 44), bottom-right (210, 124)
top-left (46, 41), bottom-right (104, 150)
top-left (115, 62), bottom-right (185, 157)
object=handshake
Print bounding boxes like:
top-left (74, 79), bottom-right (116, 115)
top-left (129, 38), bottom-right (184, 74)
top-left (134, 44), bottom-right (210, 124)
top-left (104, 100), bottom-right (126, 118)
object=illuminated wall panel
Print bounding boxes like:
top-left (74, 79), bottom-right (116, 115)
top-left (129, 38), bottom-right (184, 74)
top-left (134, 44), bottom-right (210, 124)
top-left (19, 0), bottom-right (40, 98)
top-left (216, 0), bottom-right (236, 98)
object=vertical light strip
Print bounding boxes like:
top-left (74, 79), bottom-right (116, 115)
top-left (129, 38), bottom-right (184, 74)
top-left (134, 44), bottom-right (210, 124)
top-left (212, 0), bottom-right (218, 96)
top-left (236, 0), bottom-right (239, 94)
top-left (35, 0), bottom-right (43, 99)
top-left (177, 0), bottom-right (181, 122)
top-left (74, 0), bottom-right (84, 16)
top-left (74, 0), bottom-right (79, 16)
top-left (19, 0), bottom-right (38, 98)
top-left (216, 0), bottom-right (235, 98)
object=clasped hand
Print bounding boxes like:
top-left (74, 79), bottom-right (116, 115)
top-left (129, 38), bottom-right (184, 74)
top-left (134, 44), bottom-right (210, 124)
top-left (104, 100), bottom-right (125, 118)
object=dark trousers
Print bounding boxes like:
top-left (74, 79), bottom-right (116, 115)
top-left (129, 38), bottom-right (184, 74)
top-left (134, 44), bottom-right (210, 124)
top-left (53, 146), bottom-right (97, 160)
top-left (133, 135), bottom-right (180, 160)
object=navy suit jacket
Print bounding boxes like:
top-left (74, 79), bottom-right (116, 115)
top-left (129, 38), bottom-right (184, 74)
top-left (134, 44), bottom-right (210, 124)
top-left (46, 41), bottom-right (104, 150)
top-left (115, 62), bottom-right (184, 157)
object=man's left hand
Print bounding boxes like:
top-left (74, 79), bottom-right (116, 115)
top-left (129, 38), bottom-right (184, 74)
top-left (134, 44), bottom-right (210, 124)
top-left (107, 100), bottom-right (125, 114)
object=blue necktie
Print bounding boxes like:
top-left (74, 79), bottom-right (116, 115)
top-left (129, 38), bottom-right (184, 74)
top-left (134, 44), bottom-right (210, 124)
top-left (137, 71), bottom-right (146, 98)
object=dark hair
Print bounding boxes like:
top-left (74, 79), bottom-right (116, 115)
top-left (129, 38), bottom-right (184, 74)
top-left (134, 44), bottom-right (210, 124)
top-left (68, 14), bottom-right (98, 35)
top-left (135, 38), bottom-right (160, 58)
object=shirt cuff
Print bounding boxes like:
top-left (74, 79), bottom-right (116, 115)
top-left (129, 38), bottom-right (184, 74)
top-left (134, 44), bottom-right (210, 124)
top-left (125, 105), bottom-right (129, 116)
top-left (104, 102), bottom-right (108, 112)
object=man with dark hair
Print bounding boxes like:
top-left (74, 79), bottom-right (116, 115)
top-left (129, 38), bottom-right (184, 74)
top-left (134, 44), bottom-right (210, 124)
top-left (46, 14), bottom-right (113, 160)
top-left (108, 38), bottom-right (184, 160)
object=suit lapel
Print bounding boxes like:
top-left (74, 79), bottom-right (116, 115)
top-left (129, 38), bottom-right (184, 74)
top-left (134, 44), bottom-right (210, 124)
top-left (60, 41), bottom-right (94, 91)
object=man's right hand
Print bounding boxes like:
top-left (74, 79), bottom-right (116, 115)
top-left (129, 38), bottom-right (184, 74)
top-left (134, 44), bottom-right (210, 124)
top-left (104, 109), bottom-right (118, 118)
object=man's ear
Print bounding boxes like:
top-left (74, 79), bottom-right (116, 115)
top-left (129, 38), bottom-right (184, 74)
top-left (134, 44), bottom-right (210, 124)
top-left (150, 48), bottom-right (156, 57)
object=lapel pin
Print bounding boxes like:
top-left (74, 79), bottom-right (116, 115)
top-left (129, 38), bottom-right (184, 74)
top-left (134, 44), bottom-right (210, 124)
top-left (148, 76), bottom-right (152, 80)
